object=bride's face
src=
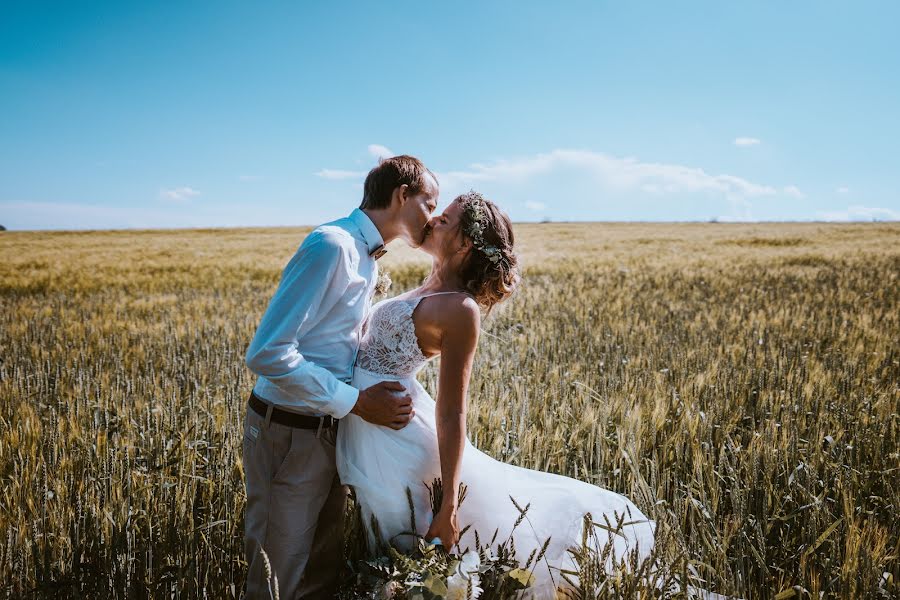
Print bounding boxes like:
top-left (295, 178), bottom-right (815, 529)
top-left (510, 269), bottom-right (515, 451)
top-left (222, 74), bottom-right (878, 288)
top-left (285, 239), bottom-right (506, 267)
top-left (421, 198), bottom-right (468, 260)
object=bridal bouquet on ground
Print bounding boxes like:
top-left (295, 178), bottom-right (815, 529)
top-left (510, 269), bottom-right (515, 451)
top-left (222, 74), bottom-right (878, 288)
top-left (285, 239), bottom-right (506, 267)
top-left (354, 536), bottom-right (535, 600)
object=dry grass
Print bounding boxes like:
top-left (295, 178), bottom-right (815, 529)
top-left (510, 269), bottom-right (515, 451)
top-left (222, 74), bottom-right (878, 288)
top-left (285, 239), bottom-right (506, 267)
top-left (1, 222), bottom-right (898, 598)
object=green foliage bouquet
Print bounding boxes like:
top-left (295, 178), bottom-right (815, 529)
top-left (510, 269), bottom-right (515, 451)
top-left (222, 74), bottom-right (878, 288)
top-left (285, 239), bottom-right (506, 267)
top-left (338, 480), bottom-right (542, 600)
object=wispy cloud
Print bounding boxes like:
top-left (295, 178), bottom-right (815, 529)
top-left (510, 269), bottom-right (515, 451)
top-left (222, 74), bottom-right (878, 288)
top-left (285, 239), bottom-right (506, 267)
top-left (368, 144), bottom-right (394, 160)
top-left (238, 174), bottom-right (262, 182)
top-left (315, 168), bottom-right (367, 180)
top-left (836, 186), bottom-right (850, 194)
top-left (320, 147), bottom-right (814, 221)
top-left (783, 185), bottom-right (805, 199)
top-left (438, 149), bottom-right (779, 199)
top-left (160, 186), bottom-right (200, 201)
top-left (316, 145), bottom-right (393, 179)
top-left (734, 137), bottom-right (761, 147)
top-left (817, 205), bottom-right (900, 221)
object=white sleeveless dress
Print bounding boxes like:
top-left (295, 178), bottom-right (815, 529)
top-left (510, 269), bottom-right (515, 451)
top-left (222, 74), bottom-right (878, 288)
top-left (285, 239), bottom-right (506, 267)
top-left (335, 292), bottom-right (659, 595)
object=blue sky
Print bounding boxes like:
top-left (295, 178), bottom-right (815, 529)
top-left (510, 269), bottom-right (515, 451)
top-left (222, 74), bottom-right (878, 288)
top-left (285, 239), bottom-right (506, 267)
top-left (1, 1), bottom-right (898, 230)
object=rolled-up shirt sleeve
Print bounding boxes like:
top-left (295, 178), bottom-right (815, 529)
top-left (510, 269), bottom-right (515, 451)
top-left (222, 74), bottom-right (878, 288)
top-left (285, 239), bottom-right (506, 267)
top-left (244, 230), bottom-right (360, 418)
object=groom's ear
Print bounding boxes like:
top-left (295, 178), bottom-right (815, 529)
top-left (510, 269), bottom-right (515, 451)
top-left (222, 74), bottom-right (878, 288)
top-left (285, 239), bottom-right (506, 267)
top-left (392, 184), bottom-right (409, 208)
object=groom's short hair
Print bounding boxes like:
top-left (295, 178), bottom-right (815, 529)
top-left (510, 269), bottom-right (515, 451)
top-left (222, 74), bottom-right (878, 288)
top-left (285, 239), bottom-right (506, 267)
top-left (360, 155), bottom-right (436, 210)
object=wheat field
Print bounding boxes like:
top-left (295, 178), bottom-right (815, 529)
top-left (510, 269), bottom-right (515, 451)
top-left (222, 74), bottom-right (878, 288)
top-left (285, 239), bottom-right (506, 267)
top-left (0, 222), bottom-right (897, 599)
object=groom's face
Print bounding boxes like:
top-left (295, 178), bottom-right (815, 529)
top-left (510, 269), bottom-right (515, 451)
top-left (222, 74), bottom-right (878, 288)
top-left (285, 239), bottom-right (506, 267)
top-left (400, 173), bottom-right (439, 247)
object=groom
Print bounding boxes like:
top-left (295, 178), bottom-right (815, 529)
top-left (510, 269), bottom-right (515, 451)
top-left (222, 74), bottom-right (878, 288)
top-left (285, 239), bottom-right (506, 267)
top-left (242, 155), bottom-right (439, 599)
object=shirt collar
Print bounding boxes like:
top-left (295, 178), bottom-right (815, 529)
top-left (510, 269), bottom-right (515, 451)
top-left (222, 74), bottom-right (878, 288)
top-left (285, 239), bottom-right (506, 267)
top-left (348, 208), bottom-right (385, 256)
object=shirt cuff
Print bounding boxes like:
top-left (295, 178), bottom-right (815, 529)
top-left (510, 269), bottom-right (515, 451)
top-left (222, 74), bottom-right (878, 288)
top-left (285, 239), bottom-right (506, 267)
top-left (328, 381), bottom-right (360, 419)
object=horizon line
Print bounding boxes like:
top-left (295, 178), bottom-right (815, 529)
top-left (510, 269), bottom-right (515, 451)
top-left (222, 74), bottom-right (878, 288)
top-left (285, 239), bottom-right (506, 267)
top-left (3, 219), bottom-right (899, 234)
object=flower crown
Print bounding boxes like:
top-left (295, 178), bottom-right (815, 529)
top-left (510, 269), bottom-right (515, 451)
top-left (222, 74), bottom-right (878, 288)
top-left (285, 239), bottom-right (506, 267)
top-left (460, 191), bottom-right (504, 265)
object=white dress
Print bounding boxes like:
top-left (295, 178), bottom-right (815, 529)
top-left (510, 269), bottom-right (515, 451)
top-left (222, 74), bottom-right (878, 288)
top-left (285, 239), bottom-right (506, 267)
top-left (336, 292), bottom-right (659, 595)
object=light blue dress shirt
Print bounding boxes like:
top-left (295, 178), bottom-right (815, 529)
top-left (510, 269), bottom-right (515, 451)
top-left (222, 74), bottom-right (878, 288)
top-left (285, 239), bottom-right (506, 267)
top-left (245, 208), bottom-right (384, 418)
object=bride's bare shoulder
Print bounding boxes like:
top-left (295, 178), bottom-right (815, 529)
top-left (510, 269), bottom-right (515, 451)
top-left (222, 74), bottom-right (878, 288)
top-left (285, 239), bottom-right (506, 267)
top-left (424, 292), bottom-right (481, 335)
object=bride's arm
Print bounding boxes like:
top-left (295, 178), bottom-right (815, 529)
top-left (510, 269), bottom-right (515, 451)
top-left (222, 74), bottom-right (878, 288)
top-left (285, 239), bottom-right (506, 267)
top-left (426, 296), bottom-right (481, 548)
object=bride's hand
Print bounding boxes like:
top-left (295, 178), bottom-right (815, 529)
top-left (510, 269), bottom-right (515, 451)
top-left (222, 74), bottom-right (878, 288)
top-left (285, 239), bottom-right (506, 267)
top-left (425, 506), bottom-right (459, 549)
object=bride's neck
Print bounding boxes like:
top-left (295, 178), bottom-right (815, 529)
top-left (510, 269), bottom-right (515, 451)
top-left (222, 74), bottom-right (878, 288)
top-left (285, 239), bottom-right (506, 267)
top-left (422, 259), bottom-right (465, 292)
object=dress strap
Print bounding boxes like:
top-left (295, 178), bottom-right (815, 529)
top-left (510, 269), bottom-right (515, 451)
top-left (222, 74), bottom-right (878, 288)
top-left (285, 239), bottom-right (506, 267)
top-left (408, 290), bottom-right (475, 305)
top-left (420, 291), bottom-right (466, 298)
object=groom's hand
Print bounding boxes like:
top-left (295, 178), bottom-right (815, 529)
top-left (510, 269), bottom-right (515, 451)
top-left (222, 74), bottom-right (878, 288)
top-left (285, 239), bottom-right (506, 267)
top-left (352, 382), bottom-right (415, 430)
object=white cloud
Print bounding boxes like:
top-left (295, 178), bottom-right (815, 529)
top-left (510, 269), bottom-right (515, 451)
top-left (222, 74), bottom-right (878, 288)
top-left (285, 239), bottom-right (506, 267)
top-left (315, 169), bottom-right (367, 180)
top-left (734, 137), bottom-right (761, 147)
top-left (437, 149), bottom-right (778, 199)
top-left (319, 147), bottom-right (825, 221)
top-left (238, 174), bottom-right (262, 182)
top-left (817, 205), bottom-right (900, 222)
top-left (783, 185), bottom-right (805, 199)
top-left (836, 186), bottom-right (850, 194)
top-left (368, 144), bottom-right (394, 161)
top-left (160, 186), bottom-right (200, 201)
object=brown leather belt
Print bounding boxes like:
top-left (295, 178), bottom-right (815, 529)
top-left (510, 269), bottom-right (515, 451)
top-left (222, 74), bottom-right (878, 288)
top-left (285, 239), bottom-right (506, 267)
top-left (248, 391), bottom-right (339, 430)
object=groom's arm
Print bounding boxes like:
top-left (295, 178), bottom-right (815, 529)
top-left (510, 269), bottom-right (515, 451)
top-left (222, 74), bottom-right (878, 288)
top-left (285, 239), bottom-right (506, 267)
top-left (245, 229), bottom-right (359, 418)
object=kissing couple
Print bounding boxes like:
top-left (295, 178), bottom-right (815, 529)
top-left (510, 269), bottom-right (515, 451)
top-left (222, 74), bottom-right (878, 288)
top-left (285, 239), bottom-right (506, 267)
top-left (241, 155), bottom-right (657, 599)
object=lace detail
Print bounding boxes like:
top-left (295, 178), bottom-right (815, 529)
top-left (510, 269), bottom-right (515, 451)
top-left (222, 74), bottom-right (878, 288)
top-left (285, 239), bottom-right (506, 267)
top-left (355, 296), bottom-right (431, 377)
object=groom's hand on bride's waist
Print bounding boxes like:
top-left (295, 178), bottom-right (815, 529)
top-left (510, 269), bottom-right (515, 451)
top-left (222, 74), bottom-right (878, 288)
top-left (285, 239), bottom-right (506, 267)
top-left (351, 382), bottom-right (415, 430)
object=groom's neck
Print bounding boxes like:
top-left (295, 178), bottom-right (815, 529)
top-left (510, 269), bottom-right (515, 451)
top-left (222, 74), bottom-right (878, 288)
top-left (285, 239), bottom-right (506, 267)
top-left (361, 207), bottom-right (399, 244)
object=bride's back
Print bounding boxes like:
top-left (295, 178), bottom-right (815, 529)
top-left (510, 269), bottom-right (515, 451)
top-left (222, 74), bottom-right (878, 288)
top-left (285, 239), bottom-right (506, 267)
top-left (355, 290), bottom-right (478, 378)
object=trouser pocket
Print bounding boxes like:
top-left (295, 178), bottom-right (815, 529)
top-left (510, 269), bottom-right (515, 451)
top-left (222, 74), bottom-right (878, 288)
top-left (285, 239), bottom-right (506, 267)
top-left (243, 410), bottom-right (262, 449)
top-left (242, 410), bottom-right (293, 482)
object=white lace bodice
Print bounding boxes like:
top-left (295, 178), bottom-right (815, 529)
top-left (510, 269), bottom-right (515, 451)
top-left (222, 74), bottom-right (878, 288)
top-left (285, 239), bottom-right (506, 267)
top-left (355, 293), bottom-right (457, 377)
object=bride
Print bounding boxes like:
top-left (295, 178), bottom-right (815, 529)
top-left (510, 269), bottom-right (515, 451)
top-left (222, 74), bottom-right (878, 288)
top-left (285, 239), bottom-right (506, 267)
top-left (336, 191), bottom-right (658, 595)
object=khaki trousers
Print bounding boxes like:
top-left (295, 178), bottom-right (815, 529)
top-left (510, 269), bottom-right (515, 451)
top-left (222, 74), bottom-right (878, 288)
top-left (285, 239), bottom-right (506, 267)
top-left (242, 405), bottom-right (349, 600)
